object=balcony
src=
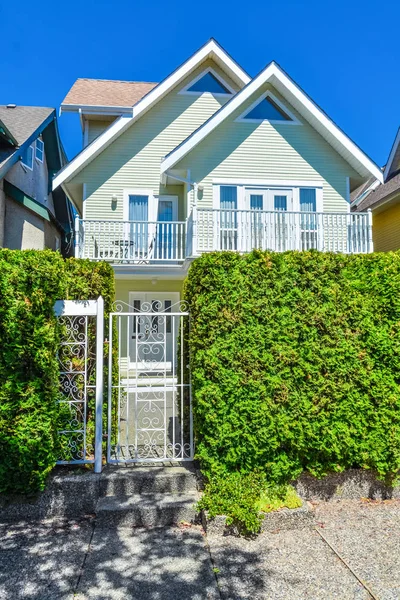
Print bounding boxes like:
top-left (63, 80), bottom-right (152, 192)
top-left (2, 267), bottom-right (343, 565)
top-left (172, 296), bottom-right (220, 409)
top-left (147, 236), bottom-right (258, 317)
top-left (74, 209), bottom-right (372, 263)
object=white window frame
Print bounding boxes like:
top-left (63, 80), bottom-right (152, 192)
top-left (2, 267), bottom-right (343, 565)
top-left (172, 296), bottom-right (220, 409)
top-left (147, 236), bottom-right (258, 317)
top-left (235, 90), bottom-right (301, 125)
top-left (35, 138), bottom-right (44, 163)
top-left (179, 67), bottom-right (235, 97)
top-left (123, 189), bottom-right (158, 222)
top-left (21, 144), bottom-right (34, 170)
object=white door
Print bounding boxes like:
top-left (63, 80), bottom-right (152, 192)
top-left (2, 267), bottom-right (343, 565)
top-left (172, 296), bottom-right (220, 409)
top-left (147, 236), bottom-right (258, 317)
top-left (244, 188), bottom-right (293, 251)
top-left (156, 196), bottom-right (178, 260)
top-left (129, 292), bottom-right (180, 372)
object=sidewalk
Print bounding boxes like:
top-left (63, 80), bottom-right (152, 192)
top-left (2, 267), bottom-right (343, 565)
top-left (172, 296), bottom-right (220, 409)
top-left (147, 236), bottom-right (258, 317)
top-left (1, 500), bottom-right (400, 599)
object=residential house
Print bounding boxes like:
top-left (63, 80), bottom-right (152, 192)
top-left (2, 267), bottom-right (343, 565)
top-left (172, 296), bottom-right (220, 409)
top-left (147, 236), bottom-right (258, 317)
top-left (52, 38), bottom-right (384, 463)
top-left (352, 128), bottom-right (400, 251)
top-left (54, 39), bottom-right (382, 308)
top-left (0, 105), bottom-right (74, 253)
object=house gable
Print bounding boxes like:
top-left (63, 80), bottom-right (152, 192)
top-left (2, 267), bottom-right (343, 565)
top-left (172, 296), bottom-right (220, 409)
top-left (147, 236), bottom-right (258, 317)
top-left (171, 82), bottom-right (362, 212)
top-left (67, 58), bottom-right (242, 219)
top-left (53, 39), bottom-right (250, 195)
top-left (161, 62), bottom-right (382, 184)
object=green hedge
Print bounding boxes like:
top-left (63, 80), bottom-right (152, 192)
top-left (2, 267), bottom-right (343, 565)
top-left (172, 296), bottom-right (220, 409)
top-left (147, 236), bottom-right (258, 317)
top-left (0, 250), bottom-right (114, 494)
top-left (184, 250), bottom-right (400, 485)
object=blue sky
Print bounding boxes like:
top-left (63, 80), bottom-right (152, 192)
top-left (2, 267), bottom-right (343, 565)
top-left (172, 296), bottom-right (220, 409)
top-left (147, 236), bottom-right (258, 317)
top-left (0, 0), bottom-right (398, 168)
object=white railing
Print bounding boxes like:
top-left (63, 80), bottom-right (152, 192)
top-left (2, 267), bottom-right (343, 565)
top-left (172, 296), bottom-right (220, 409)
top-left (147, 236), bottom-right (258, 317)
top-left (75, 210), bottom-right (373, 262)
top-left (75, 218), bottom-right (186, 262)
top-left (194, 209), bottom-right (373, 254)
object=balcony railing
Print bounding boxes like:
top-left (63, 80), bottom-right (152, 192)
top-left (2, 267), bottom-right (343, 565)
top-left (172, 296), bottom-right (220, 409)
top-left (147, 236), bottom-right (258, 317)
top-left (195, 209), bottom-right (373, 254)
top-left (75, 219), bottom-right (186, 262)
top-left (75, 209), bottom-right (372, 263)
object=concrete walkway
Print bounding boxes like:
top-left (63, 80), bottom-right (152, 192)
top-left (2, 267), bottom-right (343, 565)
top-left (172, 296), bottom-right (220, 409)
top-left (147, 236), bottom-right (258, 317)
top-left (1, 500), bottom-right (400, 599)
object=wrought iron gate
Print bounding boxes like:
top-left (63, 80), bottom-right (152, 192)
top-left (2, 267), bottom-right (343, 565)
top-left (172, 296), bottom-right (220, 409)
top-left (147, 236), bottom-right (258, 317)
top-left (54, 298), bottom-right (104, 472)
top-left (107, 299), bottom-right (193, 463)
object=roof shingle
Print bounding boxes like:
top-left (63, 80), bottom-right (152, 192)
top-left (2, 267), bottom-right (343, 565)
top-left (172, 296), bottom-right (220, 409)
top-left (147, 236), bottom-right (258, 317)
top-left (355, 173), bottom-right (400, 212)
top-left (62, 78), bottom-right (158, 108)
top-left (0, 105), bottom-right (54, 171)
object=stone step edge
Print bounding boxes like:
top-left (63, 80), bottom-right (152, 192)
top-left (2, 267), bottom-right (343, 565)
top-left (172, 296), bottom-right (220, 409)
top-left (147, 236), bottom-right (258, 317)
top-left (96, 491), bottom-right (201, 512)
top-left (201, 501), bottom-right (315, 536)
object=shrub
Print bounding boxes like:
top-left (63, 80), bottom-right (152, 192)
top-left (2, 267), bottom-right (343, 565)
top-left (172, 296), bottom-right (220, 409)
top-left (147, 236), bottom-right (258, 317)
top-left (198, 471), bottom-right (266, 534)
top-left (184, 250), bottom-right (400, 488)
top-left (197, 471), bottom-right (302, 535)
top-left (0, 250), bottom-right (114, 494)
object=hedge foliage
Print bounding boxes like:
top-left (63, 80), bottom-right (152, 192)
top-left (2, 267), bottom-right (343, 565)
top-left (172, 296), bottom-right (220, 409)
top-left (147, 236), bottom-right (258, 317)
top-left (0, 250), bottom-right (114, 494)
top-left (184, 250), bottom-right (400, 485)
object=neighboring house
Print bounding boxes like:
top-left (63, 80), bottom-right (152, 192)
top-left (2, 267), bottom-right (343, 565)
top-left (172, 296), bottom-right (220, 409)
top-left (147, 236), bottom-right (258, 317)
top-left (53, 38), bottom-right (383, 310)
top-left (352, 128), bottom-right (400, 251)
top-left (0, 105), bottom-right (74, 253)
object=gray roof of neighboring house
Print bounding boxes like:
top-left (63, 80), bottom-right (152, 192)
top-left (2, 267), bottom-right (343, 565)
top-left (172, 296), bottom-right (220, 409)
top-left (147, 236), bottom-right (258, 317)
top-left (0, 105), bottom-right (54, 171)
top-left (354, 172), bottom-right (400, 212)
top-left (350, 177), bottom-right (375, 204)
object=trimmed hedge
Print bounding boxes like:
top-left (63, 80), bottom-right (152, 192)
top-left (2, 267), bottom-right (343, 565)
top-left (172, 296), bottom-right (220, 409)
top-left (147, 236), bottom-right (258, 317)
top-left (184, 250), bottom-right (400, 485)
top-left (0, 250), bottom-right (114, 494)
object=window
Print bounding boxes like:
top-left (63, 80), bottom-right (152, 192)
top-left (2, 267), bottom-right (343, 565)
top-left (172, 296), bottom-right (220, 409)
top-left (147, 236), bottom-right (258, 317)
top-left (250, 194), bottom-right (263, 211)
top-left (36, 138), bottom-right (44, 162)
top-left (300, 188), bottom-right (317, 212)
top-left (182, 69), bottom-right (233, 96)
top-left (274, 195), bottom-right (287, 211)
top-left (220, 186), bottom-right (238, 249)
top-left (237, 92), bottom-right (297, 124)
top-left (21, 144), bottom-right (34, 169)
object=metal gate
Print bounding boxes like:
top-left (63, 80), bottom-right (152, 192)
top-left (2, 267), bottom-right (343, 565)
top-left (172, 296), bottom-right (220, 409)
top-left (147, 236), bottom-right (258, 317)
top-left (107, 299), bottom-right (193, 463)
top-left (54, 297), bottom-right (104, 472)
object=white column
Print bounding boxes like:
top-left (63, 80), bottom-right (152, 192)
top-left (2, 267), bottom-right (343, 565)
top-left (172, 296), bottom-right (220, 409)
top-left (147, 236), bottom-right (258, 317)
top-left (74, 215), bottom-right (80, 258)
top-left (94, 295), bottom-right (104, 473)
top-left (367, 209), bottom-right (373, 253)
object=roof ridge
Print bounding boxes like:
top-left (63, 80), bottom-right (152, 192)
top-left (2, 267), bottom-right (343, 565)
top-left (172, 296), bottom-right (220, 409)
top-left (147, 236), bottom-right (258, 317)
top-left (75, 78), bottom-right (158, 85)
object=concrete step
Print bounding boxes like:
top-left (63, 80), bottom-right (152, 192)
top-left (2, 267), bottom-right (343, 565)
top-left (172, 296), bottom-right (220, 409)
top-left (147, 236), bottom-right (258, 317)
top-left (100, 466), bottom-right (198, 497)
top-left (96, 492), bottom-right (200, 528)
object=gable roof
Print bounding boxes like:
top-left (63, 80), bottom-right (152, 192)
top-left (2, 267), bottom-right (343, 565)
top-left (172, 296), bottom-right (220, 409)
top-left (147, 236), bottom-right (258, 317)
top-left (0, 105), bottom-right (55, 177)
top-left (383, 126), bottom-right (400, 182)
top-left (354, 172), bottom-right (400, 212)
top-left (161, 61), bottom-right (383, 183)
top-left (61, 79), bottom-right (158, 110)
top-left (53, 39), bottom-right (250, 190)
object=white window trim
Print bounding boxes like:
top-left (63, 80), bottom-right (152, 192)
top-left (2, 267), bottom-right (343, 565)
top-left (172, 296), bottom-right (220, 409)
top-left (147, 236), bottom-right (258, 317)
top-left (213, 182), bottom-right (323, 212)
top-left (178, 66), bottom-right (235, 97)
top-left (235, 90), bottom-right (300, 125)
top-left (21, 144), bottom-right (34, 170)
top-left (35, 138), bottom-right (44, 163)
top-left (123, 188), bottom-right (157, 222)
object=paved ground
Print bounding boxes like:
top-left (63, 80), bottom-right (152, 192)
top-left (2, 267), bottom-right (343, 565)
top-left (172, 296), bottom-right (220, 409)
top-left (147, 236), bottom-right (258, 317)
top-left (1, 500), bottom-right (400, 599)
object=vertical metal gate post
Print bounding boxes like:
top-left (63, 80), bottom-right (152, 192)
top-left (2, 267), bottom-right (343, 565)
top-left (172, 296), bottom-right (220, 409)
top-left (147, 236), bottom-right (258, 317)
top-left (94, 296), bottom-right (104, 473)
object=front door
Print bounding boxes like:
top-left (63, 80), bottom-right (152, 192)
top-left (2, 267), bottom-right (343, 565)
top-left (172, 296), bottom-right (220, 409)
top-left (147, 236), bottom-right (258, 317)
top-left (129, 292), bottom-right (180, 372)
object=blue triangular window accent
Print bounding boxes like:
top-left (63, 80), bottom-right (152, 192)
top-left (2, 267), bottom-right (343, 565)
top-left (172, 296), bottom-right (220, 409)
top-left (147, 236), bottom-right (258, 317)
top-left (244, 96), bottom-right (291, 121)
top-left (187, 71), bottom-right (231, 94)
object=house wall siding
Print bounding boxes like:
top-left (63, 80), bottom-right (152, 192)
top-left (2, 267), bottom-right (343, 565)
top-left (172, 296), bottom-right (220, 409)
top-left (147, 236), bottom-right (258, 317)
top-left (176, 83), bottom-right (359, 212)
top-left (74, 59), bottom-right (239, 221)
top-left (4, 197), bottom-right (45, 249)
top-left (6, 148), bottom-right (56, 215)
top-left (87, 119), bottom-right (116, 145)
top-left (115, 278), bottom-right (183, 304)
top-left (372, 199), bottom-right (400, 251)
